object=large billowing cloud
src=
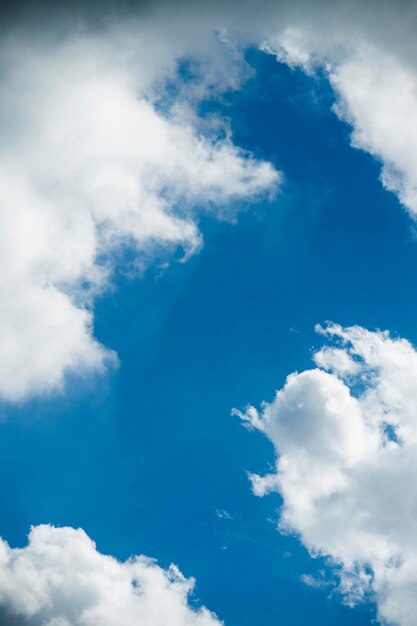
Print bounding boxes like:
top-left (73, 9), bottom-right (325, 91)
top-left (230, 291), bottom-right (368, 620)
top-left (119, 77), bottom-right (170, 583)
top-left (0, 524), bottom-right (221, 626)
top-left (0, 10), bottom-right (279, 402)
top-left (3, 0), bottom-right (417, 404)
top-left (238, 323), bottom-right (417, 625)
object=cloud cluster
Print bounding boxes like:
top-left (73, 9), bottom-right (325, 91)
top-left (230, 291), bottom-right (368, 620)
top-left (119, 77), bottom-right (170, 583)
top-left (0, 524), bottom-right (221, 626)
top-left (4, 3), bottom-right (417, 623)
top-left (0, 16), bottom-right (278, 402)
top-left (238, 323), bottom-right (417, 625)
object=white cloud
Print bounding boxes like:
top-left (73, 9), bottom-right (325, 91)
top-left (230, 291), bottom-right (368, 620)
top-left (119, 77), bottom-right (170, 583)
top-left (330, 45), bottom-right (417, 214)
top-left (258, 2), bottom-right (417, 216)
top-left (4, 1), bottom-right (417, 405)
top-left (238, 323), bottom-right (417, 625)
top-left (0, 17), bottom-right (278, 402)
top-left (0, 524), bottom-right (221, 626)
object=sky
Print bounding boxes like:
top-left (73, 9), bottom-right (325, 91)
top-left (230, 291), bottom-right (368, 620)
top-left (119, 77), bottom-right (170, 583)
top-left (1, 2), bottom-right (417, 625)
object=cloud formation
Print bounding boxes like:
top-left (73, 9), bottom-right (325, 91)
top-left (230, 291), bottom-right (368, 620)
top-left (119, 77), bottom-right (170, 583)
top-left (4, 0), bottom-right (417, 403)
top-left (331, 46), bottom-right (417, 214)
top-left (0, 524), bottom-right (221, 626)
top-left (0, 15), bottom-right (278, 402)
top-left (3, 2), bottom-right (417, 625)
top-left (238, 323), bottom-right (417, 625)
top-left (261, 1), bottom-right (417, 216)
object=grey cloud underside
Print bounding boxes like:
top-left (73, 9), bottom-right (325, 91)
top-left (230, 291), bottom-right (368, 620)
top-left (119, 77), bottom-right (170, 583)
top-left (1, 0), bottom-right (413, 61)
top-left (4, 0), bottom-right (413, 49)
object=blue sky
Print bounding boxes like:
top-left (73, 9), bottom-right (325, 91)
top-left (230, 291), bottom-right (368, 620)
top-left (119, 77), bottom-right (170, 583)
top-left (3, 4), bottom-right (417, 625)
top-left (3, 42), bottom-right (417, 624)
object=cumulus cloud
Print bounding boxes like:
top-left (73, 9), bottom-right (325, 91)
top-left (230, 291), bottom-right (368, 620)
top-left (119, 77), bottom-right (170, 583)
top-left (0, 13), bottom-right (278, 402)
top-left (0, 524), bottom-right (221, 626)
top-left (330, 46), bottom-right (417, 214)
top-left (260, 1), bottom-right (417, 217)
top-left (238, 323), bottom-right (417, 625)
top-left (5, 0), bottom-right (417, 404)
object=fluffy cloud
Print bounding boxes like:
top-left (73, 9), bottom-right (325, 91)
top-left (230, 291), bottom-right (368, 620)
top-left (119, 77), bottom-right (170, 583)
top-left (4, 0), bottom-right (417, 404)
top-left (261, 2), bottom-right (417, 216)
top-left (238, 323), bottom-right (417, 625)
top-left (330, 46), bottom-right (417, 214)
top-left (0, 15), bottom-right (278, 402)
top-left (270, 30), bottom-right (417, 218)
top-left (0, 524), bottom-right (221, 626)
